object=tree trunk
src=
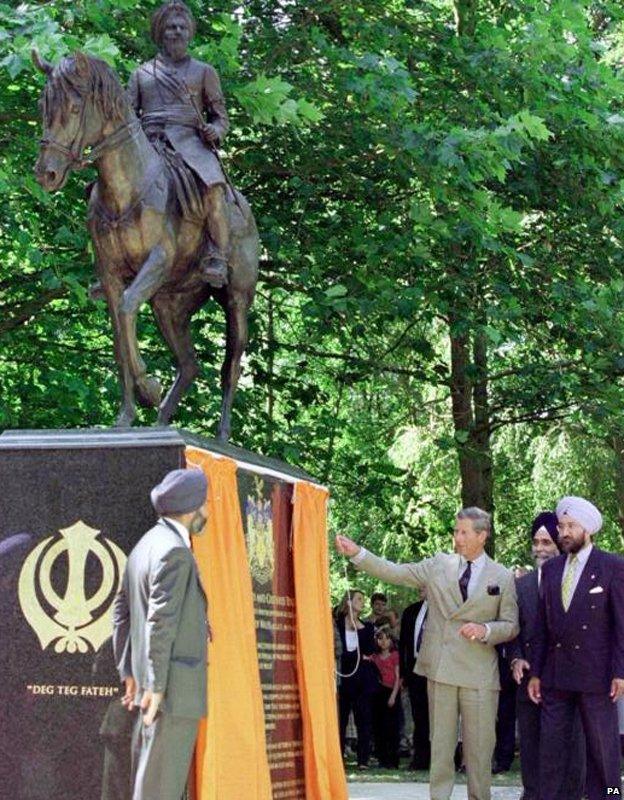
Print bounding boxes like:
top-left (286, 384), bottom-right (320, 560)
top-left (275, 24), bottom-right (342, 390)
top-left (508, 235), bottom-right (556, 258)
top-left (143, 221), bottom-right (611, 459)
top-left (611, 434), bottom-right (624, 547)
top-left (449, 320), bottom-right (495, 552)
top-left (472, 330), bottom-right (493, 513)
top-left (266, 292), bottom-right (275, 446)
top-left (453, 0), bottom-right (478, 37)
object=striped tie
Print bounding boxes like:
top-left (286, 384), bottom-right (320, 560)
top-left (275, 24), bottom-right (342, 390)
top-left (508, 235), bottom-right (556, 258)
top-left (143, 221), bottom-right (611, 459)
top-left (561, 555), bottom-right (578, 611)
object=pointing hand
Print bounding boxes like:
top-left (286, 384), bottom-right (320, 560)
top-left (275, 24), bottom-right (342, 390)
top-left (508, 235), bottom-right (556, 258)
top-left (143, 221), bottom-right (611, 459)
top-left (335, 535), bottom-right (361, 558)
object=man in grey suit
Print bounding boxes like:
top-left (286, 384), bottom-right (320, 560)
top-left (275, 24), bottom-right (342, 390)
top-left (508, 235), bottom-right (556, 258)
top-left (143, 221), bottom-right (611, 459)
top-left (336, 507), bottom-right (519, 800)
top-left (113, 468), bottom-right (209, 800)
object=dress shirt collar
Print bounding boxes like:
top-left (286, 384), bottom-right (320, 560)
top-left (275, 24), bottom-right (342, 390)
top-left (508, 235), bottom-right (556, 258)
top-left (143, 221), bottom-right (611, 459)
top-left (161, 516), bottom-right (191, 549)
top-left (566, 542), bottom-right (592, 566)
top-left (459, 551), bottom-right (486, 568)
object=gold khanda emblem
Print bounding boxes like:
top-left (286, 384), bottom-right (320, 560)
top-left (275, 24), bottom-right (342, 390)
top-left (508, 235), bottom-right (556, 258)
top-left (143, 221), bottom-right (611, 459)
top-left (18, 521), bottom-right (126, 654)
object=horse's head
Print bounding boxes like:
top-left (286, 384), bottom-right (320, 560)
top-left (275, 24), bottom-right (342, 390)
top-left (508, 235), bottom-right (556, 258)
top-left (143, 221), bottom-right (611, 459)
top-left (33, 50), bottom-right (127, 191)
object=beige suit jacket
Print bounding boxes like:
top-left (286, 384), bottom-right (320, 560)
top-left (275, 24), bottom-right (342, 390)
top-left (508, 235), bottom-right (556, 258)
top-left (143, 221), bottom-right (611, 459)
top-left (355, 551), bottom-right (519, 690)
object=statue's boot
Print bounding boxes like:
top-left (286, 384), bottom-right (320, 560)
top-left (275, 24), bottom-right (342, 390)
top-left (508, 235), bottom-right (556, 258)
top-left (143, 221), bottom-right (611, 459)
top-left (199, 254), bottom-right (228, 288)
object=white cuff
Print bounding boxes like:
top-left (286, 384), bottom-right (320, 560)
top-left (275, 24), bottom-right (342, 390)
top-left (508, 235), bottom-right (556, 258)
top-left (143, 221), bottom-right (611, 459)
top-left (481, 623), bottom-right (491, 643)
top-left (350, 547), bottom-right (368, 566)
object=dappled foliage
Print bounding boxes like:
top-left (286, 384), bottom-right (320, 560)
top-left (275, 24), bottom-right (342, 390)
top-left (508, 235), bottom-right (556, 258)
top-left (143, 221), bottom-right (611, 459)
top-left (2, 0), bottom-right (624, 604)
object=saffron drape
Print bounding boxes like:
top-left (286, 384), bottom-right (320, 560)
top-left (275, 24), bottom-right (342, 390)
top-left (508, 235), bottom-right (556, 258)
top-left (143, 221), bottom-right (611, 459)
top-left (187, 447), bottom-right (272, 800)
top-left (292, 481), bottom-right (348, 800)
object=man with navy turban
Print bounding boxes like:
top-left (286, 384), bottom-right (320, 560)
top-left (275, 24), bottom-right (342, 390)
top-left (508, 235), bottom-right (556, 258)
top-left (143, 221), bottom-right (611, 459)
top-left (528, 497), bottom-right (624, 800)
top-left (113, 467), bottom-right (209, 800)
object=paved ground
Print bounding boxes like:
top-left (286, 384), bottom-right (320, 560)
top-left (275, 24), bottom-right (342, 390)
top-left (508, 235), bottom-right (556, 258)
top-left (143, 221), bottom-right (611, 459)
top-left (348, 784), bottom-right (522, 799)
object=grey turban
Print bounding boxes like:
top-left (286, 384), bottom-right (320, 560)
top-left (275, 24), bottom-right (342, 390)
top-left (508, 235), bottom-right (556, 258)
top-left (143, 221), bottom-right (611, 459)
top-left (0, 533), bottom-right (33, 575)
top-left (151, 468), bottom-right (208, 516)
top-left (556, 496), bottom-right (603, 535)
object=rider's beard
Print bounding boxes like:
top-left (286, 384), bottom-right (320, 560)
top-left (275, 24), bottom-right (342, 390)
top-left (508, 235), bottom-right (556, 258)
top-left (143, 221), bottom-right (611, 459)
top-left (163, 38), bottom-right (188, 62)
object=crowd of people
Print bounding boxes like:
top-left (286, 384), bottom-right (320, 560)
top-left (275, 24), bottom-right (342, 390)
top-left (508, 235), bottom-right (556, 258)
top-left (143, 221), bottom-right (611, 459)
top-left (334, 588), bottom-right (428, 771)
top-left (334, 498), bottom-right (624, 800)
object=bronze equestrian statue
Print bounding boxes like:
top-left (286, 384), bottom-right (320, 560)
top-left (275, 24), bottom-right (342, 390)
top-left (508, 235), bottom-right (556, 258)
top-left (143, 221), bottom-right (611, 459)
top-left (32, 1), bottom-right (258, 441)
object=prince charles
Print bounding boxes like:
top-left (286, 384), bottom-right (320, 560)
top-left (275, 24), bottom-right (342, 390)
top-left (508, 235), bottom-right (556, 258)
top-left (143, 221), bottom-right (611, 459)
top-left (336, 507), bottom-right (519, 800)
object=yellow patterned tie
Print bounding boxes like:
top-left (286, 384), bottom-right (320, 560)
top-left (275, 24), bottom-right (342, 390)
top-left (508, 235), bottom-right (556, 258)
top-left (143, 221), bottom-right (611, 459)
top-left (561, 555), bottom-right (578, 611)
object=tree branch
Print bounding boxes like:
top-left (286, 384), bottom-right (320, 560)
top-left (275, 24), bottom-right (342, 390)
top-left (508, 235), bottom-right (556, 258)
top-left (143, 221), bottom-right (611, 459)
top-left (0, 288), bottom-right (68, 335)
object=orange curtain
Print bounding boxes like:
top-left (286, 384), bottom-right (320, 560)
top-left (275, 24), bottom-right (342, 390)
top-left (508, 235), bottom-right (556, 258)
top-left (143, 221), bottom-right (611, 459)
top-left (292, 481), bottom-right (348, 800)
top-left (186, 447), bottom-right (272, 800)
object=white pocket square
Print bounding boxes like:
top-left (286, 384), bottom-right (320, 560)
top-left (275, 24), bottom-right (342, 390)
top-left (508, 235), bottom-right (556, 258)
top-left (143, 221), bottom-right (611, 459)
top-left (589, 586), bottom-right (604, 594)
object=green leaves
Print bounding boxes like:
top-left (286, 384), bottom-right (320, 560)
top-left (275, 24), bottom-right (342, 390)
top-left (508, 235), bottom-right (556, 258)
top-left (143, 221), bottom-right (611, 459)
top-left (81, 34), bottom-right (120, 65)
top-left (3, 0), bottom-right (624, 576)
top-left (234, 73), bottom-right (323, 126)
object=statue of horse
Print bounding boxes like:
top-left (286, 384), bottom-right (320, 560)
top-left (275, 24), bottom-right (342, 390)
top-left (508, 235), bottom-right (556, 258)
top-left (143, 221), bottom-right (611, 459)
top-left (32, 50), bottom-right (258, 441)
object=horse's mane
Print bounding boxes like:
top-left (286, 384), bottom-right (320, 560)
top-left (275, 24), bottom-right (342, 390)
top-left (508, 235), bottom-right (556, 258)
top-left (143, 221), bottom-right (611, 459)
top-left (42, 55), bottom-right (128, 126)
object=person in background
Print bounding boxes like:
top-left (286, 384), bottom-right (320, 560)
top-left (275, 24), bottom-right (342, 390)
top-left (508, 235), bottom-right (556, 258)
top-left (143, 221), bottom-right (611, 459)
top-left (528, 497), bottom-right (624, 800)
top-left (509, 511), bottom-right (585, 800)
top-left (371, 628), bottom-right (401, 768)
top-left (492, 644), bottom-right (516, 773)
top-left (399, 595), bottom-right (431, 770)
top-left (387, 608), bottom-right (402, 640)
top-left (333, 615), bottom-right (343, 688)
top-left (335, 589), bottom-right (378, 769)
top-left (336, 507), bottom-right (519, 800)
top-left (365, 592), bottom-right (388, 625)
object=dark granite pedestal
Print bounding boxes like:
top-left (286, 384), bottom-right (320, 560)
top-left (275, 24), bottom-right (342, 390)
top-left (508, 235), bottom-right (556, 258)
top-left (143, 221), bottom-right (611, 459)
top-left (0, 428), bottom-right (185, 800)
top-left (0, 427), bottom-right (317, 800)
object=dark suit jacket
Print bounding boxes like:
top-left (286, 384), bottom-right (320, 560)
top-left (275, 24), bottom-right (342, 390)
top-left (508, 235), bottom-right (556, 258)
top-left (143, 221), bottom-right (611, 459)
top-left (336, 617), bottom-right (378, 692)
top-left (532, 547), bottom-right (624, 693)
top-left (113, 521), bottom-right (208, 719)
top-left (399, 600), bottom-right (425, 680)
top-left (508, 570), bottom-right (540, 701)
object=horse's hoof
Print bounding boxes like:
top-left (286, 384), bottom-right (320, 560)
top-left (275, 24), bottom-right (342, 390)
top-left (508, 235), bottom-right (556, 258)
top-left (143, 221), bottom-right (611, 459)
top-left (136, 375), bottom-right (162, 409)
top-left (114, 410), bottom-right (135, 427)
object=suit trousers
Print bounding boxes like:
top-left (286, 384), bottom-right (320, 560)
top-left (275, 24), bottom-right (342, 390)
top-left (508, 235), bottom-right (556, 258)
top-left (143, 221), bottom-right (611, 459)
top-left (493, 676), bottom-right (516, 769)
top-left (539, 688), bottom-right (620, 800)
top-left (338, 679), bottom-right (374, 766)
top-left (131, 713), bottom-right (198, 800)
top-left (407, 672), bottom-right (431, 769)
top-left (427, 680), bottom-right (498, 800)
top-left (517, 694), bottom-right (585, 800)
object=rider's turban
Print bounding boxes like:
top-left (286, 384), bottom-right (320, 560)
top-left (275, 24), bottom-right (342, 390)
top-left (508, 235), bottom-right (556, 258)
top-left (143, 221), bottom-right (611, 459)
top-left (150, 1), bottom-right (197, 46)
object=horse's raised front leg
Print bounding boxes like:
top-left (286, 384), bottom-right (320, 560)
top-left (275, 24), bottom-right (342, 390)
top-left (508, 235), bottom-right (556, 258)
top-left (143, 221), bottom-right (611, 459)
top-left (100, 268), bottom-right (136, 427)
top-left (118, 244), bottom-right (170, 410)
top-left (151, 290), bottom-right (203, 426)
top-left (218, 293), bottom-right (251, 442)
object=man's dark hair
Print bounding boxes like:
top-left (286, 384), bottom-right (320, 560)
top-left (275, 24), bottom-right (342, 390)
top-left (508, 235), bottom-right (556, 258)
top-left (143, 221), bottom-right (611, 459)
top-left (151, 1), bottom-right (197, 46)
top-left (371, 592), bottom-right (387, 604)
